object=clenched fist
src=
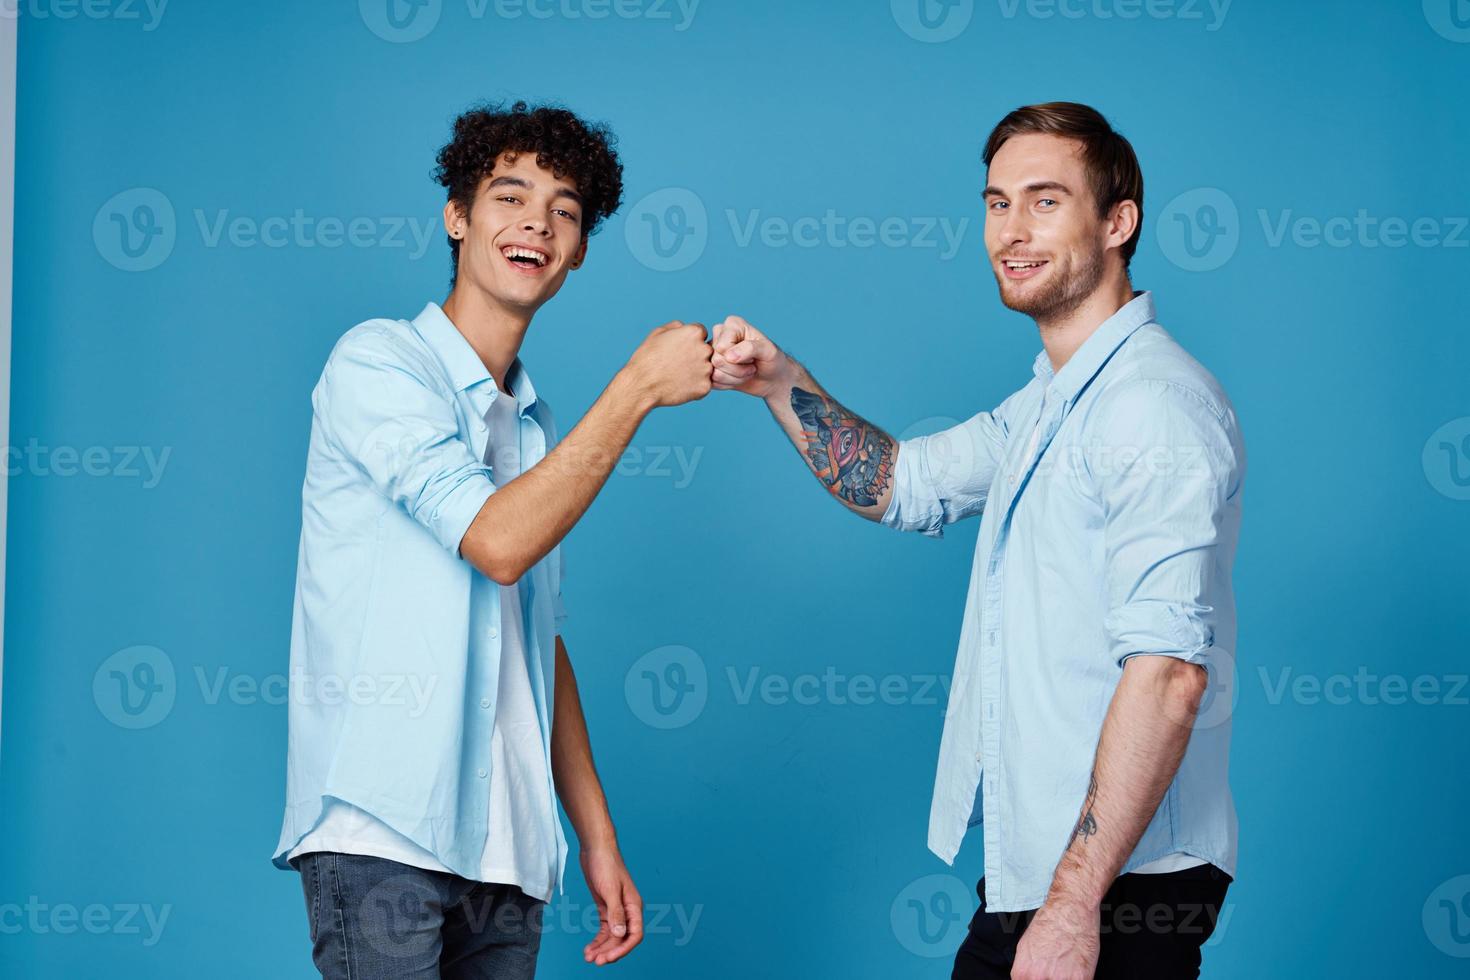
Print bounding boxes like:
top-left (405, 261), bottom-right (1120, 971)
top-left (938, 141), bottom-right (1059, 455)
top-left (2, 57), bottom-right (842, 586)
top-left (711, 315), bottom-right (793, 399)
top-left (624, 321), bottom-right (714, 408)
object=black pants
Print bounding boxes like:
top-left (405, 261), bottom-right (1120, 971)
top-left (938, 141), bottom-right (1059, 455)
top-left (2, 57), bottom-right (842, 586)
top-left (951, 864), bottom-right (1231, 980)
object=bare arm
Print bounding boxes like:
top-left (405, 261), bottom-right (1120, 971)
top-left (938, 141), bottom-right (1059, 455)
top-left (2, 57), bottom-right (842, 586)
top-left (1012, 655), bottom-right (1208, 980)
top-left (461, 322), bottom-right (712, 584)
top-left (711, 315), bottom-right (896, 521)
top-left (551, 635), bottom-right (644, 966)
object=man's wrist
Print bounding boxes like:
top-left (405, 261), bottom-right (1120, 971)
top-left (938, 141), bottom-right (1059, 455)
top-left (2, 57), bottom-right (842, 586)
top-left (761, 353), bottom-right (801, 407)
top-left (577, 818), bottom-right (620, 854)
top-left (609, 364), bottom-right (658, 419)
top-left (1045, 859), bottom-right (1111, 910)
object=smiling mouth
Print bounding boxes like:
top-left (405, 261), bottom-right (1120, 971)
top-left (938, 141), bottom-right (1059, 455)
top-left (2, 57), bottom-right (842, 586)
top-left (501, 245), bottom-right (550, 270)
top-left (1001, 258), bottom-right (1048, 280)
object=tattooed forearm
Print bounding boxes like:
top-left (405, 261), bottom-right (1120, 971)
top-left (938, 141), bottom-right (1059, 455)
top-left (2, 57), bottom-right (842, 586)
top-left (1069, 772), bottom-right (1099, 847)
top-left (790, 387), bottom-right (895, 508)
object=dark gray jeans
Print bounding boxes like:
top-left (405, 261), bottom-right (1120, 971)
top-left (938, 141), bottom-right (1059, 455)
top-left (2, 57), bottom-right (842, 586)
top-left (291, 852), bottom-right (544, 980)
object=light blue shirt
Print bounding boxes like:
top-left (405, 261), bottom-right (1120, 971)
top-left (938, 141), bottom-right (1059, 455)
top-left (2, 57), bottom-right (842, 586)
top-left (272, 301), bottom-right (568, 889)
top-left (882, 292), bottom-right (1243, 912)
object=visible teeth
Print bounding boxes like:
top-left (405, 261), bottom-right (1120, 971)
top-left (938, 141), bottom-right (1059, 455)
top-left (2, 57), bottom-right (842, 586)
top-left (502, 246), bottom-right (547, 266)
top-left (1007, 260), bottom-right (1043, 269)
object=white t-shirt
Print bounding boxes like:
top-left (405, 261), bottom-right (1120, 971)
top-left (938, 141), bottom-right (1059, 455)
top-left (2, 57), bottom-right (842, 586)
top-left (289, 386), bottom-right (559, 901)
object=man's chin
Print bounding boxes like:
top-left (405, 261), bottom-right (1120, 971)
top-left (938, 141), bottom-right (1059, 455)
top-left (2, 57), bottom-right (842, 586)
top-left (486, 276), bottom-right (561, 313)
top-left (995, 278), bottom-right (1049, 317)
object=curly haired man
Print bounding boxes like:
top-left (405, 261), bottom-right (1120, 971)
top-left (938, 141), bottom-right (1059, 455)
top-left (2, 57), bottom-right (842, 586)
top-left (272, 101), bottom-right (714, 979)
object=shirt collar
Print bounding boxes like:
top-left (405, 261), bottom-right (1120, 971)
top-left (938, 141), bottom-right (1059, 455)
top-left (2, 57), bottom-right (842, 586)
top-left (412, 300), bottom-right (539, 417)
top-left (1030, 290), bottom-right (1156, 403)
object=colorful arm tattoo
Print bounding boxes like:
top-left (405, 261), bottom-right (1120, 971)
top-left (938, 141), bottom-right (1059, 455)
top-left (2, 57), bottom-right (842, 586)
top-left (790, 386), bottom-right (895, 508)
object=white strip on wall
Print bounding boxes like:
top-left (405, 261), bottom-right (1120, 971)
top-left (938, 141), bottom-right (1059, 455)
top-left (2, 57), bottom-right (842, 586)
top-left (0, 12), bottom-right (16, 754)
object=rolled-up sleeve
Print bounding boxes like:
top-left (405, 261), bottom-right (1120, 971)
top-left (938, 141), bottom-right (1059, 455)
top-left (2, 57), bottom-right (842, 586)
top-left (317, 335), bottom-right (495, 557)
top-left (880, 408), bottom-right (1007, 537)
top-left (1094, 380), bottom-right (1242, 669)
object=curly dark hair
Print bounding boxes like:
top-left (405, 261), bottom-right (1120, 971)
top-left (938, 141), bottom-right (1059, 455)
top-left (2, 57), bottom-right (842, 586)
top-left (433, 100), bottom-right (624, 285)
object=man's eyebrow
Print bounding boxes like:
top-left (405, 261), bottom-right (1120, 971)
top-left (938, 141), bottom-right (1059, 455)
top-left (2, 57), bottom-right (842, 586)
top-left (487, 174), bottom-right (583, 206)
top-left (983, 180), bottom-right (1074, 197)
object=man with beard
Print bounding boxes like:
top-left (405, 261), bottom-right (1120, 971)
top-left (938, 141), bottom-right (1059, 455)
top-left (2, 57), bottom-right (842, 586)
top-left (710, 102), bottom-right (1242, 979)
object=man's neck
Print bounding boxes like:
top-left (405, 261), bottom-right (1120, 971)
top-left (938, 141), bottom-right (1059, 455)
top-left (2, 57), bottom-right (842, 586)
top-left (1037, 277), bottom-right (1137, 374)
top-left (440, 286), bottom-right (534, 394)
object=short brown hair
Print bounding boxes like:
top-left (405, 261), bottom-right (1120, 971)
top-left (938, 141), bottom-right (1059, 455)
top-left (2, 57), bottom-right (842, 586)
top-left (983, 102), bottom-right (1144, 268)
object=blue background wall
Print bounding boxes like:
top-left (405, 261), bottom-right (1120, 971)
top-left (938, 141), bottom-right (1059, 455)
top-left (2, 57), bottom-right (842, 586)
top-left (5, 0), bottom-right (1469, 975)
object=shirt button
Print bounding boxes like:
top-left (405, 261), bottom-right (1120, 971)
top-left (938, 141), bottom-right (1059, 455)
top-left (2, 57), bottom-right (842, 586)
top-left (480, 698), bottom-right (490, 709)
top-left (477, 768), bottom-right (487, 779)
top-left (488, 627), bottom-right (499, 639)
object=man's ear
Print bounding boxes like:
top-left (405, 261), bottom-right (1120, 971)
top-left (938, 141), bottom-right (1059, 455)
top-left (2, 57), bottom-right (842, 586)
top-left (443, 199), bottom-right (467, 240)
top-left (568, 236), bottom-right (589, 270)
top-left (1106, 199), bottom-right (1139, 253)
